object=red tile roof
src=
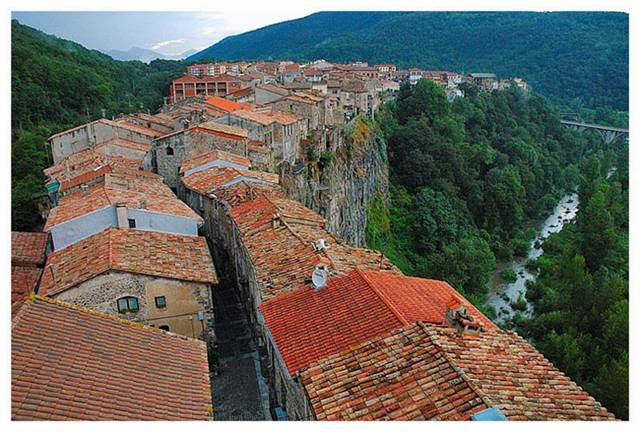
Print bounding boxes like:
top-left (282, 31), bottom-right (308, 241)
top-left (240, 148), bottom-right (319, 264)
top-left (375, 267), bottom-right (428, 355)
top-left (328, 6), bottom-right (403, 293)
top-left (205, 96), bottom-right (251, 113)
top-left (300, 322), bottom-right (488, 420)
top-left (39, 227), bottom-right (217, 296)
top-left (179, 149), bottom-right (251, 174)
top-left (182, 166), bottom-right (279, 195)
top-left (157, 121), bottom-right (248, 142)
top-left (260, 269), bottom-right (490, 375)
top-left (11, 232), bottom-right (48, 267)
top-left (301, 321), bottom-right (615, 420)
top-left (228, 191), bottom-right (397, 301)
top-left (12, 296), bottom-right (212, 420)
top-left (48, 118), bottom-right (161, 141)
top-left (44, 172), bottom-right (202, 230)
top-left (12, 266), bottom-right (42, 303)
top-left (425, 325), bottom-right (615, 420)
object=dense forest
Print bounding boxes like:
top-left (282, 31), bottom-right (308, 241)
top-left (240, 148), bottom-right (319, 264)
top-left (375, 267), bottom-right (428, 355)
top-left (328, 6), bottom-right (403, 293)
top-left (366, 79), bottom-right (628, 418)
top-left (11, 20), bottom-right (185, 230)
top-left (516, 151), bottom-right (629, 419)
top-left (191, 11), bottom-right (629, 110)
top-left (368, 79), bottom-right (592, 305)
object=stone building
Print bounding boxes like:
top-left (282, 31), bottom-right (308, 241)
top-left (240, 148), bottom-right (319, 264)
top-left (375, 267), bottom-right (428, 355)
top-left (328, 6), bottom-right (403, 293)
top-left (177, 150), bottom-right (278, 216)
top-left (38, 227), bottom-right (217, 341)
top-left (168, 74), bottom-right (243, 103)
top-left (255, 83), bottom-right (290, 105)
top-left (220, 109), bottom-right (307, 164)
top-left (152, 122), bottom-right (249, 188)
top-left (48, 118), bottom-right (162, 164)
top-left (11, 231), bottom-right (50, 304)
top-left (269, 92), bottom-right (329, 130)
top-left (44, 171), bottom-right (202, 250)
top-left (12, 296), bottom-right (213, 420)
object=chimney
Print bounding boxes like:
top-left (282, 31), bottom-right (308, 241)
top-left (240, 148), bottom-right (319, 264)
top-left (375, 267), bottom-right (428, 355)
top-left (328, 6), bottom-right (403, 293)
top-left (271, 214), bottom-right (281, 229)
top-left (445, 297), bottom-right (483, 335)
top-left (115, 203), bottom-right (128, 228)
top-left (312, 238), bottom-right (329, 252)
top-left (80, 184), bottom-right (89, 196)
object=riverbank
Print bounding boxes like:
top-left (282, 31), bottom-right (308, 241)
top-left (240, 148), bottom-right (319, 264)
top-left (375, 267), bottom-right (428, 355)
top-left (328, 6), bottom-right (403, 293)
top-left (485, 192), bottom-right (580, 324)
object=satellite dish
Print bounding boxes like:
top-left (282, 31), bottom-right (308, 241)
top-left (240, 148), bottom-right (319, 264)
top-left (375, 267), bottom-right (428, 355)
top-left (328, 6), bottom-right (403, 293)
top-left (312, 266), bottom-right (328, 289)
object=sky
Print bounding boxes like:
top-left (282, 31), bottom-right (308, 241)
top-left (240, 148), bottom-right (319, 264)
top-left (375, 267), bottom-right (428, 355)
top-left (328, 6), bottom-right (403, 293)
top-left (10, 10), bottom-right (317, 57)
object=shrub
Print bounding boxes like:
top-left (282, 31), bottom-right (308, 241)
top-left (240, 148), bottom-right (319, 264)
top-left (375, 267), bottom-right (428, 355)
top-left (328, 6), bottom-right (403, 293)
top-left (501, 268), bottom-right (518, 283)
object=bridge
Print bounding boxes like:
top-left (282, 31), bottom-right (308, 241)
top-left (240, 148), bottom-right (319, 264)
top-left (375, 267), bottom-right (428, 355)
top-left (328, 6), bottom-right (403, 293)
top-left (561, 120), bottom-right (629, 145)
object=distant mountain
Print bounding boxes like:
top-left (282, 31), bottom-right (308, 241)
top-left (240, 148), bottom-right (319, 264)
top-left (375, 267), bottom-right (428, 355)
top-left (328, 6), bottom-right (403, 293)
top-left (108, 47), bottom-right (198, 63)
top-left (190, 11), bottom-right (628, 109)
top-left (107, 46), bottom-right (167, 62)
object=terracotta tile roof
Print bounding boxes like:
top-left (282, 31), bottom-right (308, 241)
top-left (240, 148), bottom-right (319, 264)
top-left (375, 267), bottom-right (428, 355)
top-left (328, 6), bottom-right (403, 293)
top-left (12, 266), bottom-right (42, 303)
top-left (259, 269), bottom-right (493, 376)
top-left (180, 149), bottom-right (251, 174)
top-left (229, 109), bottom-right (277, 126)
top-left (301, 320), bottom-right (615, 421)
top-left (300, 322), bottom-right (488, 420)
top-left (227, 86), bottom-right (253, 99)
top-left (95, 136), bottom-right (152, 154)
top-left (182, 166), bottom-right (279, 195)
top-left (12, 296), bottom-right (212, 420)
top-left (228, 191), bottom-right (397, 301)
top-left (44, 173), bottom-right (202, 230)
top-left (112, 118), bottom-right (164, 138)
top-left (39, 227), bottom-right (217, 296)
top-left (205, 96), bottom-right (251, 113)
top-left (12, 232), bottom-right (48, 267)
top-left (44, 149), bottom-right (148, 192)
top-left (256, 83), bottom-right (290, 96)
top-left (263, 110), bottom-right (304, 125)
top-left (159, 121), bottom-right (248, 142)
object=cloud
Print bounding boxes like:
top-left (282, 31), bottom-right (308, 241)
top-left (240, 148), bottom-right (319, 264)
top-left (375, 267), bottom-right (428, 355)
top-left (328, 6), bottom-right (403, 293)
top-left (151, 38), bottom-right (186, 50)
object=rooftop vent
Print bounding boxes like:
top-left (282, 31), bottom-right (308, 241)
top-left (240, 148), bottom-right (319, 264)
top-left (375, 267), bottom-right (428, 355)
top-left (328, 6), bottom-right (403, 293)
top-left (312, 238), bottom-right (329, 251)
top-left (445, 297), bottom-right (483, 335)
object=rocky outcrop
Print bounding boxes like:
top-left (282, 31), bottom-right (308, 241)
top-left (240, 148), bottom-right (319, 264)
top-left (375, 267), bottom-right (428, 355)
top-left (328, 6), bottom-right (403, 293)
top-left (280, 117), bottom-right (388, 247)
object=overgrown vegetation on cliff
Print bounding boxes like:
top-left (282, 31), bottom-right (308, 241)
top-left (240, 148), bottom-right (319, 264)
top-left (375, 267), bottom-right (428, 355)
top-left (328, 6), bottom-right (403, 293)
top-left (368, 79), bottom-right (607, 306)
top-left (516, 153), bottom-right (628, 419)
top-left (11, 20), bottom-right (184, 230)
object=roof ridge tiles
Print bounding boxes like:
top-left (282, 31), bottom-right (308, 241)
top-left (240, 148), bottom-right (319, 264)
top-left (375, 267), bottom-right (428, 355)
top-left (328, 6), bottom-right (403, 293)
top-left (356, 268), bottom-right (411, 326)
top-left (417, 321), bottom-right (496, 410)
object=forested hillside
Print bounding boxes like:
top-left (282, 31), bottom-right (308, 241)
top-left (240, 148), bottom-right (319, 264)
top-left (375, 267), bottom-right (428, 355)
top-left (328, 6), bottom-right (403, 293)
top-left (368, 80), bottom-right (602, 304)
top-left (191, 11), bottom-right (628, 109)
top-left (519, 152), bottom-right (628, 419)
top-left (11, 20), bottom-right (185, 230)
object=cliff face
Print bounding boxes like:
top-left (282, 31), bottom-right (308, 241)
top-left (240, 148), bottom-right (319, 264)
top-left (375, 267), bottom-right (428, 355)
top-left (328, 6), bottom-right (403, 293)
top-left (280, 117), bottom-right (388, 247)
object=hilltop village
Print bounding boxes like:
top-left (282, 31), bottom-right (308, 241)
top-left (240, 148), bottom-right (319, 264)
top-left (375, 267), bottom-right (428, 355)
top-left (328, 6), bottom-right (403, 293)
top-left (11, 59), bottom-right (614, 421)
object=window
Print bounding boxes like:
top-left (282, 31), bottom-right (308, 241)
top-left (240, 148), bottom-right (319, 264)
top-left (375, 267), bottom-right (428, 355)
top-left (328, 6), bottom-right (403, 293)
top-left (117, 296), bottom-right (139, 313)
top-left (159, 325), bottom-right (170, 332)
top-left (128, 218), bottom-right (136, 228)
top-left (155, 296), bottom-right (167, 309)
top-left (166, 146), bottom-right (174, 156)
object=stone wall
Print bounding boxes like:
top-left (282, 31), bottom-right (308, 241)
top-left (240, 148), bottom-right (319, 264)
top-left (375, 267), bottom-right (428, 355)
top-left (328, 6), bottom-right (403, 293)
top-left (154, 131), bottom-right (248, 188)
top-left (53, 271), bottom-right (214, 342)
top-left (280, 117), bottom-right (388, 247)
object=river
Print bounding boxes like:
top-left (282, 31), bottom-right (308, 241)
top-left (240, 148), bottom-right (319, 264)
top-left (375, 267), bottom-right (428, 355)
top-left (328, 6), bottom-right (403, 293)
top-left (485, 192), bottom-right (580, 324)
